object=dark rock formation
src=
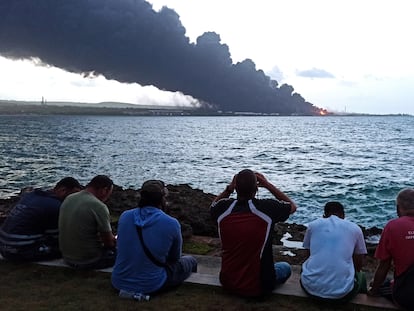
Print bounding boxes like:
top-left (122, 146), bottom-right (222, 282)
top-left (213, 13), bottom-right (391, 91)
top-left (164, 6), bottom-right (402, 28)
top-left (106, 184), bottom-right (217, 239)
top-left (0, 184), bottom-right (382, 244)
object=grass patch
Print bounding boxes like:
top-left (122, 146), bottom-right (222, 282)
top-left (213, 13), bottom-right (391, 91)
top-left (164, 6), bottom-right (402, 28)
top-left (183, 240), bottom-right (214, 255)
top-left (0, 261), bottom-right (395, 311)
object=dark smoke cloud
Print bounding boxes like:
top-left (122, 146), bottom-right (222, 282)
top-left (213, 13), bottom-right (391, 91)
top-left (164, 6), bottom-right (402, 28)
top-left (0, 0), bottom-right (322, 114)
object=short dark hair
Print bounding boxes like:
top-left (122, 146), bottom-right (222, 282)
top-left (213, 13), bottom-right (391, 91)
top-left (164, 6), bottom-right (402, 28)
top-left (138, 180), bottom-right (167, 208)
top-left (324, 201), bottom-right (344, 217)
top-left (86, 175), bottom-right (113, 189)
top-left (55, 177), bottom-right (82, 190)
top-left (235, 169), bottom-right (257, 198)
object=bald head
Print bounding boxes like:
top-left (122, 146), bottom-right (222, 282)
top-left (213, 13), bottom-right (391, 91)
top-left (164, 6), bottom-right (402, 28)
top-left (397, 188), bottom-right (414, 215)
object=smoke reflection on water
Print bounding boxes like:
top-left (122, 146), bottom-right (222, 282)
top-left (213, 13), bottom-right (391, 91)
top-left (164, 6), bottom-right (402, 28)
top-left (0, 115), bottom-right (413, 228)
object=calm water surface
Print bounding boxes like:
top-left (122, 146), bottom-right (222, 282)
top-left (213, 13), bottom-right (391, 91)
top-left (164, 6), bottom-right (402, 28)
top-left (0, 115), bottom-right (413, 228)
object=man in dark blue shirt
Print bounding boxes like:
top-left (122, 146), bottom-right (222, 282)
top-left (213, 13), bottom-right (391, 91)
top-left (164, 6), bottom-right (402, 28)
top-left (0, 177), bottom-right (82, 261)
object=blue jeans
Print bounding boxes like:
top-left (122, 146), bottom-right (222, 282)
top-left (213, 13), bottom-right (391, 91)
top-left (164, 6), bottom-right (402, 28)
top-left (274, 261), bottom-right (292, 284)
top-left (157, 255), bottom-right (198, 292)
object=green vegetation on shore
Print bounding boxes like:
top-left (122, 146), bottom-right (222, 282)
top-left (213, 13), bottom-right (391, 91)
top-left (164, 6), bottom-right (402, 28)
top-left (1, 100), bottom-right (411, 117)
top-left (0, 100), bottom-right (203, 116)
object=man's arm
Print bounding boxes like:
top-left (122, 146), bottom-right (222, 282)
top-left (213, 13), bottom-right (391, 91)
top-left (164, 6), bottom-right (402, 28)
top-left (167, 224), bottom-right (182, 263)
top-left (100, 231), bottom-right (116, 249)
top-left (353, 253), bottom-right (366, 272)
top-left (255, 172), bottom-right (297, 214)
top-left (367, 258), bottom-right (392, 296)
top-left (212, 175), bottom-right (237, 204)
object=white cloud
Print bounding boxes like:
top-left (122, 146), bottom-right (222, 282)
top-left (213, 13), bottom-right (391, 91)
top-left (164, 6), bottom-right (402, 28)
top-left (0, 56), bottom-right (199, 107)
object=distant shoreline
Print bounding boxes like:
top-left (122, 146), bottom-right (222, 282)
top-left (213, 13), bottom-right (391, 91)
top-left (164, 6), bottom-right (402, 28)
top-left (0, 101), bottom-right (412, 117)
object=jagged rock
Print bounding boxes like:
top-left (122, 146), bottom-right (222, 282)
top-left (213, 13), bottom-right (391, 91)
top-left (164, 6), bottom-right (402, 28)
top-left (0, 184), bottom-right (382, 245)
top-left (107, 184), bottom-right (217, 238)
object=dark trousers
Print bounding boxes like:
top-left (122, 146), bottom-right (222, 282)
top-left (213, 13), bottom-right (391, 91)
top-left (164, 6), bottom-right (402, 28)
top-left (300, 271), bottom-right (367, 303)
top-left (0, 240), bottom-right (61, 262)
top-left (153, 255), bottom-right (198, 294)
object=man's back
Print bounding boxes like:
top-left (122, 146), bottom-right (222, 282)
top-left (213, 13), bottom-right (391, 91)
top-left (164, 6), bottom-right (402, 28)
top-left (211, 198), bottom-right (291, 296)
top-left (301, 216), bottom-right (367, 299)
top-left (59, 190), bottom-right (111, 262)
top-left (0, 177), bottom-right (82, 261)
top-left (112, 207), bottom-right (181, 293)
top-left (1, 190), bottom-right (60, 234)
top-left (375, 216), bottom-right (414, 277)
top-left (368, 189), bottom-right (414, 309)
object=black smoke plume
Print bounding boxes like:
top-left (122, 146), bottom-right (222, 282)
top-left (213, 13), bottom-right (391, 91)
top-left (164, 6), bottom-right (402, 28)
top-left (0, 0), bottom-right (323, 114)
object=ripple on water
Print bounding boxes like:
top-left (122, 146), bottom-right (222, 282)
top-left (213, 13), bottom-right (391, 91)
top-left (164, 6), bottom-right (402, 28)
top-left (0, 115), bottom-right (413, 227)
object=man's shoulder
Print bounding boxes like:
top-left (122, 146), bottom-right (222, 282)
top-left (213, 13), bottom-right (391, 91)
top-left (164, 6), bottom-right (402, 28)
top-left (306, 217), bottom-right (330, 230)
top-left (210, 198), bottom-right (235, 221)
top-left (67, 191), bottom-right (103, 206)
top-left (331, 217), bottom-right (364, 235)
top-left (254, 198), bottom-right (278, 204)
top-left (162, 210), bottom-right (180, 225)
top-left (253, 198), bottom-right (291, 213)
top-left (120, 208), bottom-right (135, 219)
top-left (383, 217), bottom-right (402, 230)
top-left (18, 189), bottom-right (60, 210)
top-left (390, 216), bottom-right (414, 225)
top-left (23, 189), bottom-right (57, 201)
top-left (307, 217), bottom-right (323, 226)
top-left (254, 198), bottom-right (291, 209)
top-left (382, 216), bottom-right (414, 233)
top-left (308, 217), bottom-right (361, 230)
top-left (211, 198), bottom-right (234, 208)
top-left (341, 218), bottom-right (362, 229)
top-left (62, 190), bottom-right (83, 203)
top-left (61, 191), bottom-right (108, 216)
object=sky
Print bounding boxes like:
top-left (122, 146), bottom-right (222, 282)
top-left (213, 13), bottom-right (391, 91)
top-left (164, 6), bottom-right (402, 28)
top-left (1, 0), bottom-right (413, 114)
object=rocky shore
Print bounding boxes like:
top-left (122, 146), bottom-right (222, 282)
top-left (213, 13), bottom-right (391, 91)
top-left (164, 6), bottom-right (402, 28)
top-left (0, 184), bottom-right (383, 273)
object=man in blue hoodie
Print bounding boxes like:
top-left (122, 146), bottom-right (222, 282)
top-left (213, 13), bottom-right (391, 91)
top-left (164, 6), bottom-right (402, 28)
top-left (111, 180), bottom-right (197, 297)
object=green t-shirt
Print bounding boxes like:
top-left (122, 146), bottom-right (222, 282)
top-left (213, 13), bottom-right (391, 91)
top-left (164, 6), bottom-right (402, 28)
top-left (58, 190), bottom-right (112, 262)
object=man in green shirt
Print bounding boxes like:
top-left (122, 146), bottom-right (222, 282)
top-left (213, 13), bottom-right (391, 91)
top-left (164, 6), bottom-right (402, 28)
top-left (59, 175), bottom-right (116, 269)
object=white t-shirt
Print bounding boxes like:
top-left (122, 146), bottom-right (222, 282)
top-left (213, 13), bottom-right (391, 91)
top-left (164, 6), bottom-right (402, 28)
top-left (301, 215), bottom-right (367, 299)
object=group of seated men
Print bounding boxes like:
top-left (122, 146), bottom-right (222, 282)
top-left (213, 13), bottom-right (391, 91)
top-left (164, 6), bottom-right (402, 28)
top-left (0, 170), bottom-right (413, 309)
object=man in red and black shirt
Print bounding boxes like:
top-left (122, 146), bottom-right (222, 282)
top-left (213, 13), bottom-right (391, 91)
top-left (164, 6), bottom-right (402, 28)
top-left (210, 169), bottom-right (297, 297)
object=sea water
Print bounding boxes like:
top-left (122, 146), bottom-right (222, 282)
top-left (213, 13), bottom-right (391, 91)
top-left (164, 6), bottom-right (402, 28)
top-left (0, 115), bottom-right (412, 228)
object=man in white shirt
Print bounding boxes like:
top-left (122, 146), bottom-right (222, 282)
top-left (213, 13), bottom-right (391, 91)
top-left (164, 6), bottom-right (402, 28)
top-left (300, 201), bottom-right (367, 302)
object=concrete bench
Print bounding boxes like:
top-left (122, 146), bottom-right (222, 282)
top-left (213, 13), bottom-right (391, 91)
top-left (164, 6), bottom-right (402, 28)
top-left (185, 271), bottom-right (399, 309)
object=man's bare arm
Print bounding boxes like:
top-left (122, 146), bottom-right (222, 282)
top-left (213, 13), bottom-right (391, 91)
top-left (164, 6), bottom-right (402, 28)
top-left (256, 172), bottom-right (297, 214)
top-left (212, 175), bottom-right (237, 204)
top-left (353, 253), bottom-right (366, 272)
top-left (368, 258), bottom-right (392, 296)
top-left (100, 231), bottom-right (116, 248)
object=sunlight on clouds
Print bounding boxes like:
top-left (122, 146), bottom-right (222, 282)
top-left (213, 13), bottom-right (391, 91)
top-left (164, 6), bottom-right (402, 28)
top-left (288, 74), bottom-right (414, 115)
top-left (0, 56), bottom-right (198, 107)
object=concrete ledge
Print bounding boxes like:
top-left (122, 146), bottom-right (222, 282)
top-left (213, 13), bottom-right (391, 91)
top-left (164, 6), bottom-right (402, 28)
top-left (185, 272), bottom-right (398, 309)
